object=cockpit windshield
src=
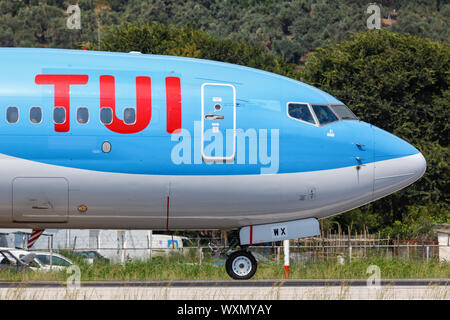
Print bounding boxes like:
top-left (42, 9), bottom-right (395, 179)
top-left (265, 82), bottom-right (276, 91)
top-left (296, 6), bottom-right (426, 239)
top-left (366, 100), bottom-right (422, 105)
top-left (330, 104), bottom-right (358, 120)
top-left (311, 105), bottom-right (338, 125)
top-left (287, 102), bottom-right (359, 126)
top-left (288, 103), bottom-right (315, 124)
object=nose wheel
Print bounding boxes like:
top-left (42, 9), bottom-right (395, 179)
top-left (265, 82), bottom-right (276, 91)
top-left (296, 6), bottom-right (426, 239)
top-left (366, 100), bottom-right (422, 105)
top-left (225, 250), bottom-right (257, 280)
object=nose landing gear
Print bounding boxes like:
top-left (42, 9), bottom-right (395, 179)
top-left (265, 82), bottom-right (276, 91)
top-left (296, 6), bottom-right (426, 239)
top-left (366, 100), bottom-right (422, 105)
top-left (225, 250), bottom-right (257, 280)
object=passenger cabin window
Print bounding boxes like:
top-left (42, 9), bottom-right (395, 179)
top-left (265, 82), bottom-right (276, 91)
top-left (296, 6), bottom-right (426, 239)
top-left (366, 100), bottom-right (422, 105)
top-left (100, 107), bottom-right (113, 125)
top-left (288, 103), bottom-right (315, 124)
top-left (77, 107), bottom-right (89, 124)
top-left (330, 104), bottom-right (358, 120)
top-left (311, 105), bottom-right (338, 125)
top-left (30, 107), bottom-right (42, 124)
top-left (6, 107), bottom-right (19, 124)
top-left (53, 107), bottom-right (66, 124)
top-left (124, 108), bottom-right (136, 125)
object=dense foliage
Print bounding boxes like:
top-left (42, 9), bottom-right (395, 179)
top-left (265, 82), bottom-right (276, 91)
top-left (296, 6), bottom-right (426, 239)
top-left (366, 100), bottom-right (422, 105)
top-left (0, 0), bottom-right (449, 63)
top-left (0, 1), bottom-right (448, 238)
top-left (93, 22), bottom-right (297, 77)
top-left (302, 30), bottom-right (449, 238)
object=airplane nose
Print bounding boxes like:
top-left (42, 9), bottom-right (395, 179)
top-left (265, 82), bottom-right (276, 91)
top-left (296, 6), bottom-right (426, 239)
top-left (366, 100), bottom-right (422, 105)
top-left (372, 126), bottom-right (426, 200)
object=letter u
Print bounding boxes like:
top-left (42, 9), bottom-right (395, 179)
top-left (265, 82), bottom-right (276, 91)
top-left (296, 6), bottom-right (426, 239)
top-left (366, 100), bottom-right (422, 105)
top-left (100, 75), bottom-right (152, 134)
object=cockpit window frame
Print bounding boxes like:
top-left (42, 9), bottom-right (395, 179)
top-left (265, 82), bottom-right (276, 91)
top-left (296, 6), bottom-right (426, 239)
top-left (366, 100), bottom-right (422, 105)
top-left (310, 103), bottom-right (341, 127)
top-left (329, 104), bottom-right (359, 121)
top-left (286, 102), bottom-right (319, 127)
top-left (286, 102), bottom-right (359, 127)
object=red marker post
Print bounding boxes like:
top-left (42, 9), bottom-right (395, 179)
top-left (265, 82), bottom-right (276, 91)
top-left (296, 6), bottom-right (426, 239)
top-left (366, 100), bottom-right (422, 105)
top-left (284, 239), bottom-right (290, 278)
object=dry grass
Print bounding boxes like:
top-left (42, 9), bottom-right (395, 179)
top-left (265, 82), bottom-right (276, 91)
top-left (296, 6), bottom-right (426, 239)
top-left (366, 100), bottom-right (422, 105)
top-left (0, 285), bottom-right (448, 300)
top-left (0, 254), bottom-right (448, 281)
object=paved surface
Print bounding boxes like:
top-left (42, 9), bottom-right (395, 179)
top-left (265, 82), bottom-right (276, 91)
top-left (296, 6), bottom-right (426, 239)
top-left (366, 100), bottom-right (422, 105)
top-left (0, 278), bottom-right (448, 288)
top-left (0, 279), bottom-right (448, 300)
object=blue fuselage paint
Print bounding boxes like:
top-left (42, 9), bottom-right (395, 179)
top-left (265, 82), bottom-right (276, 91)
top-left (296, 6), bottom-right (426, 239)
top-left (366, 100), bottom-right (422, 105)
top-left (0, 48), bottom-right (419, 175)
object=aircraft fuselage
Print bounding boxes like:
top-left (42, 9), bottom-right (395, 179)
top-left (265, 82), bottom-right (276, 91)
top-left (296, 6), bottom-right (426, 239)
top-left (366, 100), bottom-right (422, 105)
top-left (0, 48), bottom-right (426, 231)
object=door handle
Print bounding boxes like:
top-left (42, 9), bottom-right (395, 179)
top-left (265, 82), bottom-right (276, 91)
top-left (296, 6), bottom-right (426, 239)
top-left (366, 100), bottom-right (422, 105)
top-left (32, 206), bottom-right (50, 210)
top-left (204, 114), bottom-right (225, 120)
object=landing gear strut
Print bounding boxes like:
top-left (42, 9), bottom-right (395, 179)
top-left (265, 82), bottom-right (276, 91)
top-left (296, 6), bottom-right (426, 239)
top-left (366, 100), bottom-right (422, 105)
top-left (225, 249), bottom-right (257, 280)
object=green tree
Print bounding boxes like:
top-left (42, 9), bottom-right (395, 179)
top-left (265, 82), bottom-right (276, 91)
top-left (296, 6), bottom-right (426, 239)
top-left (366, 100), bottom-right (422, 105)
top-left (301, 30), bottom-right (449, 237)
top-left (91, 22), bottom-right (297, 77)
top-left (1, 0), bottom-right (448, 64)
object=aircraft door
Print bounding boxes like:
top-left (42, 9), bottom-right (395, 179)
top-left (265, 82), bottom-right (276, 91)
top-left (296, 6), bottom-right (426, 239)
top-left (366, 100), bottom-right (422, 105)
top-left (12, 177), bottom-right (69, 223)
top-left (201, 83), bottom-right (236, 161)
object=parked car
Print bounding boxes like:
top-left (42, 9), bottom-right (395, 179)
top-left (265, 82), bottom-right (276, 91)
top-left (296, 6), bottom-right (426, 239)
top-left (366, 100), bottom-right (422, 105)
top-left (72, 250), bottom-right (110, 264)
top-left (32, 251), bottom-right (74, 271)
top-left (0, 247), bottom-right (73, 272)
top-left (0, 249), bottom-right (31, 272)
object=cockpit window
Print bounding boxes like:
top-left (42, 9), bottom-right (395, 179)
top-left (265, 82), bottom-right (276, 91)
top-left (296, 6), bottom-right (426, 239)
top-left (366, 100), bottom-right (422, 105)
top-left (288, 103), bottom-right (315, 124)
top-left (330, 104), bottom-right (358, 120)
top-left (311, 105), bottom-right (338, 125)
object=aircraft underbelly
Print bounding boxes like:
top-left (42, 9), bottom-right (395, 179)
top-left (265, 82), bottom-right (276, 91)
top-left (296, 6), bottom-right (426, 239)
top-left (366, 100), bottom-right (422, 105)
top-left (168, 163), bottom-right (374, 229)
top-left (0, 153), bottom-right (375, 230)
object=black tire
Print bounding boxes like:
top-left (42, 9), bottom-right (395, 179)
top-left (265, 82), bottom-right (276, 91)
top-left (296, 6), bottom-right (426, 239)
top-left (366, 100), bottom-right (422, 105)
top-left (225, 250), bottom-right (257, 280)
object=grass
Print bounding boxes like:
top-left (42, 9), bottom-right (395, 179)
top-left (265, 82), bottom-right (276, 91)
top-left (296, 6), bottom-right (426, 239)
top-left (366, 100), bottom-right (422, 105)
top-left (0, 252), bottom-right (448, 281)
top-left (282, 257), bottom-right (449, 280)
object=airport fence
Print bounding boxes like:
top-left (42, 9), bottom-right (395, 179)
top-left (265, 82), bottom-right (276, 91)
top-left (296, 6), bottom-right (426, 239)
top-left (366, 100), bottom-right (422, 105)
top-left (23, 234), bottom-right (446, 265)
top-left (246, 238), bottom-right (441, 264)
top-left (5, 229), bottom-right (447, 264)
top-left (213, 234), bottom-right (443, 264)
